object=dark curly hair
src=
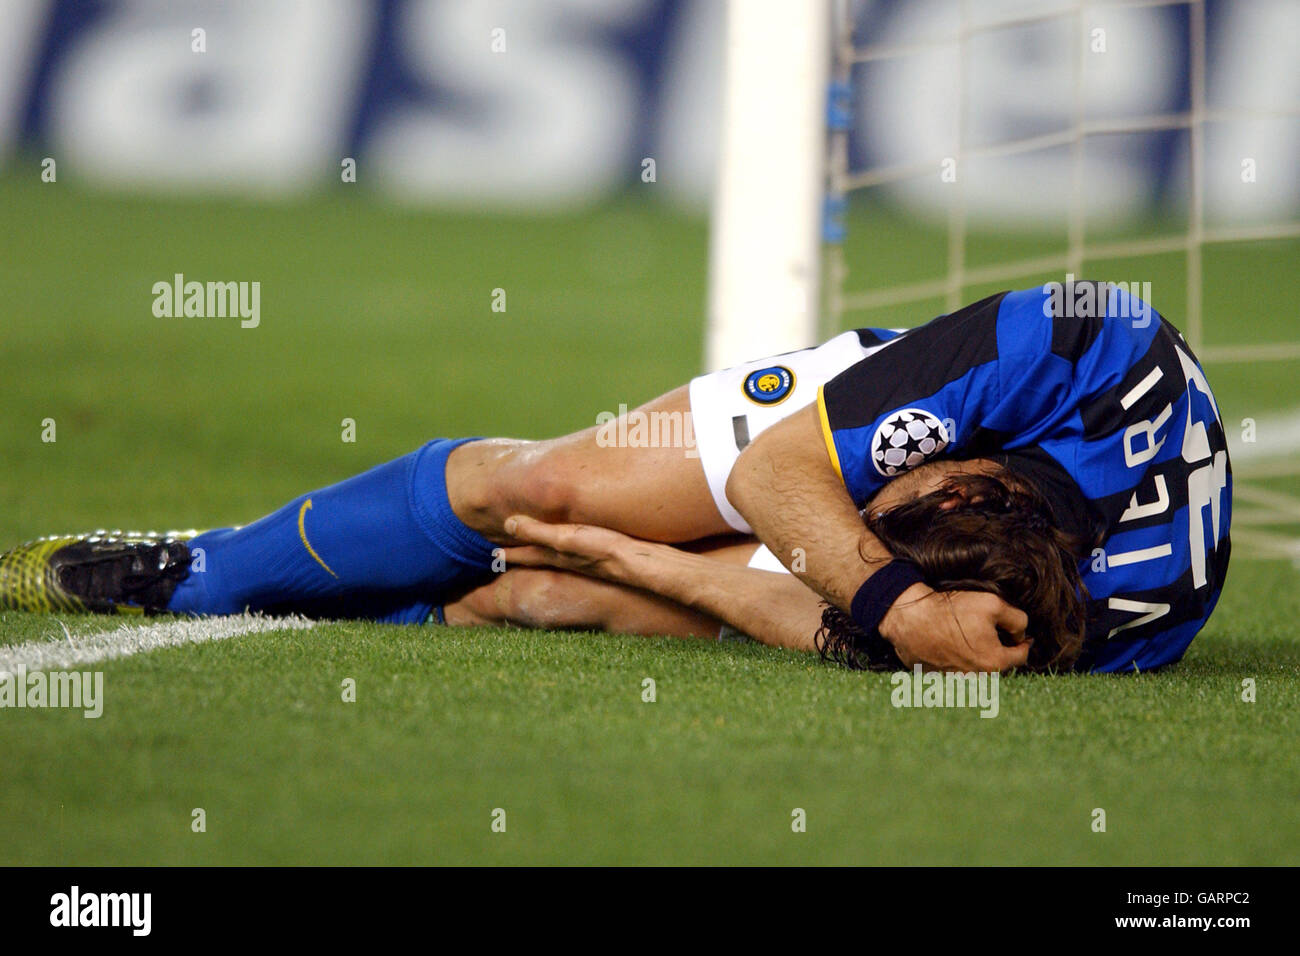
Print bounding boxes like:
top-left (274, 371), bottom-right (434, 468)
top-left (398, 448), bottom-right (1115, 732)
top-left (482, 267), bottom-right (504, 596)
top-left (814, 469), bottom-right (1089, 673)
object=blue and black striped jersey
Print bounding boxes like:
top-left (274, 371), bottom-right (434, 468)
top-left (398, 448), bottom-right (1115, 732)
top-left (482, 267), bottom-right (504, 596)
top-left (815, 283), bottom-right (1231, 673)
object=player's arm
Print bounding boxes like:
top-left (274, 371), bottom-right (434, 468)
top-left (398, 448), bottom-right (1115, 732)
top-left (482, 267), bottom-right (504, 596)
top-left (725, 404), bottom-right (1031, 672)
top-left (501, 516), bottom-right (826, 651)
top-left (725, 289), bottom-right (1095, 671)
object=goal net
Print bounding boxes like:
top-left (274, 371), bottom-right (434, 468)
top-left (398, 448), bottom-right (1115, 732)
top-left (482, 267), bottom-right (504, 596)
top-left (822, 0), bottom-right (1300, 359)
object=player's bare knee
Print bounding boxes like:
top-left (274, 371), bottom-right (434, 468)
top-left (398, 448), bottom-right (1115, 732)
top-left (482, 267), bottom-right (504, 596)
top-left (450, 578), bottom-right (502, 624)
top-left (464, 442), bottom-right (576, 526)
top-left (447, 438), bottom-right (521, 528)
top-left (501, 568), bottom-right (577, 628)
top-left (512, 455), bottom-right (579, 524)
top-left (725, 445), bottom-right (758, 515)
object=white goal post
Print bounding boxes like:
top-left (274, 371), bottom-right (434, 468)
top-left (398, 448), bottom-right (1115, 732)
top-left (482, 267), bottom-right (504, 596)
top-left (704, 0), bottom-right (831, 372)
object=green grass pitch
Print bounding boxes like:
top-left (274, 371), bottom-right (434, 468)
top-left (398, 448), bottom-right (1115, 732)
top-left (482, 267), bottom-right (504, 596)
top-left (1, 174), bottom-right (1297, 865)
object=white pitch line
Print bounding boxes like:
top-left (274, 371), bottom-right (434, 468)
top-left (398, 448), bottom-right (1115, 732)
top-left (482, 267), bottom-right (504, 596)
top-left (1233, 460), bottom-right (1300, 480)
top-left (1230, 529), bottom-right (1300, 562)
top-left (1233, 483), bottom-right (1300, 521)
top-left (1223, 407), bottom-right (1300, 558)
top-left (0, 613), bottom-right (315, 674)
top-left (1229, 406), bottom-right (1300, 469)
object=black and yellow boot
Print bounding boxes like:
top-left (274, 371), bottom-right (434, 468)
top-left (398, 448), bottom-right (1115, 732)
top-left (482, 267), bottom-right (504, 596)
top-left (0, 531), bottom-right (196, 615)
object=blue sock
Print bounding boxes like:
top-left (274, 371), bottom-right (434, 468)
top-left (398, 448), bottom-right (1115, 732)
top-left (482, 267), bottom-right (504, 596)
top-left (374, 600), bottom-right (441, 625)
top-left (167, 438), bottom-right (495, 615)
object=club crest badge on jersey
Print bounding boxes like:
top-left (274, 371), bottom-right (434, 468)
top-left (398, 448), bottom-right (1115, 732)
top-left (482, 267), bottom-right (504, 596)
top-left (743, 366), bottom-right (795, 405)
top-left (872, 408), bottom-right (950, 476)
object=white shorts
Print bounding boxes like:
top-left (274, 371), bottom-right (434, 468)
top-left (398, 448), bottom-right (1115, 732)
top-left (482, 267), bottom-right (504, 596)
top-left (687, 329), bottom-right (897, 534)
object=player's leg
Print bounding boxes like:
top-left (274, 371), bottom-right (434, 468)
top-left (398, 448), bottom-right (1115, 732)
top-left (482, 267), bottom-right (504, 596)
top-left (0, 394), bottom-right (724, 619)
top-left (442, 537), bottom-right (798, 640)
top-left (446, 386), bottom-right (729, 544)
top-left (160, 437), bottom-right (490, 614)
top-left (163, 387), bottom-right (728, 617)
top-left (446, 328), bottom-right (889, 543)
top-left (445, 566), bottom-right (723, 638)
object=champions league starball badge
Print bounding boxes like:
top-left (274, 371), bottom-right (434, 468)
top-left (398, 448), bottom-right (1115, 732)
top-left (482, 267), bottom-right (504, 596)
top-left (871, 408), bottom-right (950, 476)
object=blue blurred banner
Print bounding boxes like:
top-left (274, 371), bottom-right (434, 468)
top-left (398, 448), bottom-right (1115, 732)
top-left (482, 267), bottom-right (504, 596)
top-left (1, 0), bottom-right (1295, 223)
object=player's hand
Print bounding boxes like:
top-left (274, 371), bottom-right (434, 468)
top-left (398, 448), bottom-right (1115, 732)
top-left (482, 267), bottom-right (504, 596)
top-left (501, 514), bottom-right (635, 584)
top-left (879, 582), bottom-right (1031, 673)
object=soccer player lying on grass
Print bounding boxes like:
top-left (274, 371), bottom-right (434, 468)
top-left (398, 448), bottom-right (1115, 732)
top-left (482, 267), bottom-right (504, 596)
top-left (0, 281), bottom-right (1231, 674)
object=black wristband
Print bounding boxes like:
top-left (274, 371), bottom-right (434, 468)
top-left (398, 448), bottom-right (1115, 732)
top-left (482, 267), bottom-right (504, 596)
top-left (850, 560), bottom-right (925, 641)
